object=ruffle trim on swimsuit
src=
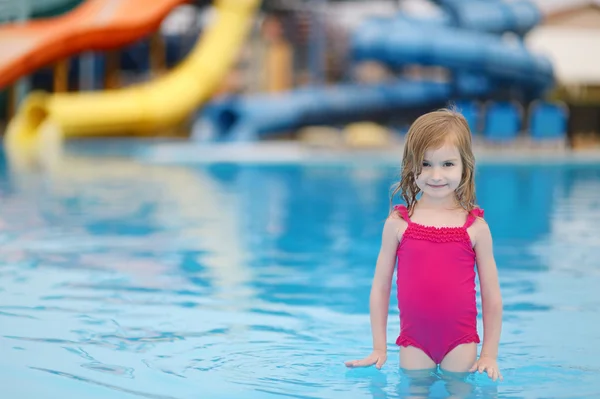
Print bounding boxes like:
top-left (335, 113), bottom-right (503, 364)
top-left (403, 223), bottom-right (471, 244)
top-left (396, 335), bottom-right (422, 348)
top-left (447, 332), bottom-right (481, 348)
top-left (393, 204), bottom-right (483, 244)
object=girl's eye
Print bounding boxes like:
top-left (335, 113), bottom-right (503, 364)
top-left (443, 162), bottom-right (454, 167)
top-left (422, 162), bottom-right (431, 167)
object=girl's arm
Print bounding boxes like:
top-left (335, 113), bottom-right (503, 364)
top-left (470, 220), bottom-right (503, 380)
top-left (345, 214), bottom-right (403, 369)
top-left (370, 216), bottom-right (403, 351)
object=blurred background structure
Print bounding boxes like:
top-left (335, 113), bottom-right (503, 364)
top-left (1, 0), bottom-right (600, 163)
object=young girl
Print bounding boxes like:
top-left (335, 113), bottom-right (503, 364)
top-left (345, 108), bottom-right (503, 382)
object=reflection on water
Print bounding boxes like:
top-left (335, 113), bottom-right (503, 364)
top-left (1, 150), bottom-right (600, 399)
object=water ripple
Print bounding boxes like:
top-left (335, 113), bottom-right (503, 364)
top-left (30, 367), bottom-right (179, 399)
top-left (0, 310), bottom-right (38, 319)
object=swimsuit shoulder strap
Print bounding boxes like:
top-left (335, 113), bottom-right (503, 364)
top-left (463, 207), bottom-right (485, 229)
top-left (393, 204), bottom-right (412, 225)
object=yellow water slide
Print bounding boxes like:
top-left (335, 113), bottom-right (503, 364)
top-left (4, 0), bottom-right (260, 167)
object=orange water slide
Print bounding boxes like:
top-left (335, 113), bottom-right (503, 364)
top-left (0, 0), bottom-right (189, 89)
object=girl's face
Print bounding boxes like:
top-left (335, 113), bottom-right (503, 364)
top-left (415, 141), bottom-right (463, 201)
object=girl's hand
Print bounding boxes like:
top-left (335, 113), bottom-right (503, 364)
top-left (469, 355), bottom-right (503, 381)
top-left (344, 350), bottom-right (387, 369)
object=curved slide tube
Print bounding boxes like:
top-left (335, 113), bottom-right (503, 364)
top-left (195, 1), bottom-right (553, 142)
top-left (5, 0), bottom-right (261, 165)
top-left (434, 0), bottom-right (542, 35)
top-left (197, 81), bottom-right (453, 141)
top-left (350, 17), bottom-right (553, 94)
top-left (0, 0), bottom-right (189, 89)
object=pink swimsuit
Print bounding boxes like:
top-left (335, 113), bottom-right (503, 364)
top-left (394, 204), bottom-right (482, 365)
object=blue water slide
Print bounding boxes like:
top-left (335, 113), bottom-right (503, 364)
top-left (194, 1), bottom-right (552, 141)
top-left (196, 81), bottom-right (453, 141)
top-left (351, 17), bottom-right (553, 94)
top-left (432, 0), bottom-right (542, 35)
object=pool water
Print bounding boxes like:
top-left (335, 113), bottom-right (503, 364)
top-left (1, 145), bottom-right (600, 398)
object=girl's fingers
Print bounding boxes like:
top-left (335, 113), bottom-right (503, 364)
top-left (468, 361), bottom-right (502, 381)
top-left (345, 354), bottom-right (387, 369)
top-left (360, 359), bottom-right (374, 366)
top-left (496, 370), bottom-right (501, 381)
top-left (354, 357), bottom-right (375, 367)
top-left (487, 368), bottom-right (504, 382)
top-left (346, 357), bottom-right (371, 366)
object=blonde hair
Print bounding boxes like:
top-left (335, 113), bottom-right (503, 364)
top-left (391, 107), bottom-right (476, 215)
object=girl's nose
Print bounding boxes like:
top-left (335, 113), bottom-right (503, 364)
top-left (431, 168), bottom-right (442, 181)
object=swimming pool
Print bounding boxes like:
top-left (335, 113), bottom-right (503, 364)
top-left (1, 143), bottom-right (599, 398)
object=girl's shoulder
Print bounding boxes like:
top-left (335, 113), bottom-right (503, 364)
top-left (469, 206), bottom-right (487, 225)
top-left (390, 204), bottom-right (408, 217)
top-left (387, 205), bottom-right (408, 223)
top-left (468, 206), bottom-right (491, 240)
top-left (470, 206), bottom-right (485, 219)
top-left (386, 205), bottom-right (410, 239)
top-left (389, 204), bottom-right (411, 224)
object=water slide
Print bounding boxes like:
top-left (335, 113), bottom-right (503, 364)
top-left (196, 0), bottom-right (554, 141)
top-left (198, 80), bottom-right (455, 141)
top-left (0, 0), bottom-right (84, 115)
top-left (0, 0), bottom-right (189, 90)
top-left (4, 0), bottom-right (261, 166)
top-left (431, 0), bottom-right (542, 36)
